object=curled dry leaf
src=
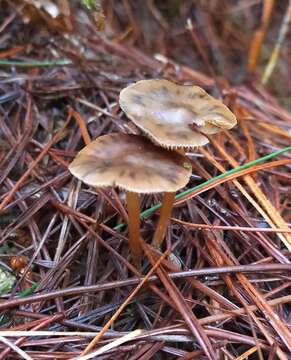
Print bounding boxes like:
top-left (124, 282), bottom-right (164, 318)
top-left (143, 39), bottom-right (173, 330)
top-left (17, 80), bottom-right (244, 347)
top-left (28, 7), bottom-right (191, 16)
top-left (10, 256), bottom-right (29, 274)
top-left (20, 0), bottom-right (73, 31)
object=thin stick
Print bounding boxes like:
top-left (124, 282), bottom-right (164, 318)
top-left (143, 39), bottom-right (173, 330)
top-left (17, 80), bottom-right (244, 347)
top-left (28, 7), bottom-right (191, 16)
top-left (171, 219), bottom-right (291, 234)
top-left (247, 0), bottom-right (275, 72)
top-left (126, 191), bottom-right (142, 265)
top-left (80, 247), bottom-right (170, 356)
top-left (69, 108), bottom-right (92, 146)
top-left (152, 192), bottom-right (175, 248)
top-left (76, 330), bottom-right (142, 360)
top-left (262, 0), bottom-right (291, 83)
top-left (0, 336), bottom-right (33, 360)
top-left (235, 346), bottom-right (258, 360)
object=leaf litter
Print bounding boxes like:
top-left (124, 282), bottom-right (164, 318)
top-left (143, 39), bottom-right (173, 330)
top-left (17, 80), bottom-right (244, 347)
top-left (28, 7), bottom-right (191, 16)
top-left (0, 1), bottom-right (291, 359)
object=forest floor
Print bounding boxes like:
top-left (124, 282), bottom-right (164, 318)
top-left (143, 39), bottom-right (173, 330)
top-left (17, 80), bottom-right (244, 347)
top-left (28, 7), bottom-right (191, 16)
top-left (0, 1), bottom-right (290, 359)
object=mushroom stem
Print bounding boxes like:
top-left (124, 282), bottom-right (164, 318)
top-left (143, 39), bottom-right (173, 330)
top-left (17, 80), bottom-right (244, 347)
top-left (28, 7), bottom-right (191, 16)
top-left (152, 192), bottom-right (176, 248)
top-left (126, 191), bottom-right (142, 265)
top-left (152, 149), bottom-right (186, 249)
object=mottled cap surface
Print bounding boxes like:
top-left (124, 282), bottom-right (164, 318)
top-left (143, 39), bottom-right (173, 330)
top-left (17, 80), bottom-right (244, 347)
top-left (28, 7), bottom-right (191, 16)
top-left (68, 134), bottom-right (192, 193)
top-left (119, 79), bottom-right (237, 148)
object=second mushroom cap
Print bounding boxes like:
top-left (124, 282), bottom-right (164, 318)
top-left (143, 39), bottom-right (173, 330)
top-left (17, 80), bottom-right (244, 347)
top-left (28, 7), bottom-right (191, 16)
top-left (68, 133), bottom-right (192, 193)
top-left (119, 79), bottom-right (237, 148)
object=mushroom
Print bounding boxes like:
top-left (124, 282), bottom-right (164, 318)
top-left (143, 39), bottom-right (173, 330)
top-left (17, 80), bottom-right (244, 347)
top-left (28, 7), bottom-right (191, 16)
top-left (119, 79), bottom-right (237, 148)
top-left (68, 133), bottom-right (192, 264)
top-left (119, 79), bottom-right (237, 247)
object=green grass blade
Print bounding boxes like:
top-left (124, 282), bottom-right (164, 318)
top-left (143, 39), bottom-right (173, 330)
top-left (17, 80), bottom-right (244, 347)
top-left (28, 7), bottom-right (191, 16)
top-left (0, 59), bottom-right (71, 67)
top-left (114, 145), bottom-right (291, 231)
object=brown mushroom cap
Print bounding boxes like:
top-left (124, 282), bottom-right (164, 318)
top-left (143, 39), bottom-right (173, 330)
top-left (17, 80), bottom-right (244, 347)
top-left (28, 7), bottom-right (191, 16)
top-left (68, 134), bottom-right (192, 193)
top-left (119, 79), bottom-right (237, 148)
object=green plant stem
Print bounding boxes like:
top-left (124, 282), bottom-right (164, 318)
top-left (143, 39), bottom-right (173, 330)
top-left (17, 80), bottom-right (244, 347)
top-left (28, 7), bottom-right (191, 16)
top-left (18, 283), bottom-right (38, 297)
top-left (115, 145), bottom-right (291, 231)
top-left (0, 59), bottom-right (71, 67)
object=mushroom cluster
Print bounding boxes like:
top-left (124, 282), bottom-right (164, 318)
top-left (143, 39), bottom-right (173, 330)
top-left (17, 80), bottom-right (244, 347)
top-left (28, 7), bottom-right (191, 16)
top-left (69, 132), bottom-right (192, 265)
top-left (69, 79), bottom-right (237, 263)
top-left (119, 79), bottom-right (237, 249)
